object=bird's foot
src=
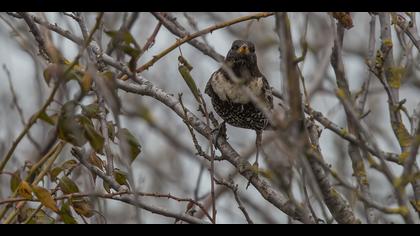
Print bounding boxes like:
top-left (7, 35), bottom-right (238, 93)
top-left (211, 121), bottom-right (227, 150)
top-left (245, 160), bottom-right (259, 190)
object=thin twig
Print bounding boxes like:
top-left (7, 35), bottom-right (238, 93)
top-left (71, 148), bottom-right (209, 224)
top-left (142, 22), bottom-right (162, 52)
top-left (123, 12), bottom-right (273, 78)
top-left (3, 64), bottom-right (42, 151)
top-left (151, 12), bottom-right (224, 62)
top-left (215, 178), bottom-right (254, 224)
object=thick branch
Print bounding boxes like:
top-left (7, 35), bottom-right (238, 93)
top-left (115, 77), bottom-right (311, 223)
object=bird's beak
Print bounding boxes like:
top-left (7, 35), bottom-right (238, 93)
top-left (237, 44), bottom-right (249, 55)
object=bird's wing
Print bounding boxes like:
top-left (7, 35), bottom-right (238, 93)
top-left (205, 70), bottom-right (219, 96)
top-left (262, 76), bottom-right (274, 109)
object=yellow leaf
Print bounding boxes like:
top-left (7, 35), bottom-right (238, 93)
top-left (17, 181), bottom-right (32, 200)
top-left (32, 185), bottom-right (59, 213)
top-left (10, 170), bottom-right (21, 193)
top-left (81, 72), bottom-right (93, 94)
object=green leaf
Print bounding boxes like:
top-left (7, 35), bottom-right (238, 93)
top-left (59, 176), bottom-right (80, 194)
top-left (118, 128), bottom-right (141, 165)
top-left (178, 55), bottom-right (193, 71)
top-left (32, 185), bottom-right (59, 213)
top-left (57, 101), bottom-right (87, 146)
top-left (107, 121), bottom-right (116, 142)
top-left (78, 115), bottom-right (105, 153)
top-left (81, 103), bottom-right (101, 119)
top-left (103, 180), bottom-right (111, 193)
top-left (178, 64), bottom-right (201, 103)
top-left (10, 170), bottom-right (21, 193)
top-left (122, 45), bottom-right (141, 59)
top-left (71, 198), bottom-right (94, 218)
top-left (61, 159), bottom-right (78, 171)
top-left (39, 111), bottom-right (56, 125)
top-left (113, 168), bottom-right (129, 187)
top-left (60, 201), bottom-right (77, 224)
top-left (49, 166), bottom-right (63, 182)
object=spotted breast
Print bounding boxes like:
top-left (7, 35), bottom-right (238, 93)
top-left (205, 69), bottom-right (273, 131)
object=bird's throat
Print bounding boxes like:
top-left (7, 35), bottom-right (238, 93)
top-left (230, 59), bottom-right (260, 79)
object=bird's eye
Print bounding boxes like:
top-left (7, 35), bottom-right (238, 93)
top-left (249, 46), bottom-right (255, 53)
top-left (232, 45), bottom-right (239, 50)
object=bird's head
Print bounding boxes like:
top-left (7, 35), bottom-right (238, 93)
top-left (225, 40), bottom-right (259, 77)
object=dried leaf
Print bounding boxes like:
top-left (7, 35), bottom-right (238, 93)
top-left (332, 12), bottom-right (354, 29)
top-left (19, 207), bottom-right (54, 224)
top-left (17, 180), bottom-right (32, 200)
top-left (32, 185), bottom-right (59, 212)
top-left (81, 103), bottom-right (101, 119)
top-left (81, 72), bottom-right (93, 94)
top-left (89, 152), bottom-right (104, 171)
top-left (71, 198), bottom-right (94, 218)
top-left (43, 64), bottom-right (61, 86)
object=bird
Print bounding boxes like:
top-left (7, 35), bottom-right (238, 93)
top-left (205, 40), bottom-right (273, 186)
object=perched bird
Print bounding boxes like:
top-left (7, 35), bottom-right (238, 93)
top-left (205, 40), bottom-right (273, 183)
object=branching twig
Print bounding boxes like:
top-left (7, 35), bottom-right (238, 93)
top-left (3, 64), bottom-right (42, 151)
top-left (115, 77), bottom-right (311, 223)
top-left (151, 12), bottom-right (224, 62)
top-left (127, 12), bottom-right (273, 77)
top-left (17, 12), bottom-right (51, 61)
top-left (71, 148), bottom-right (209, 224)
top-left (215, 178), bottom-right (254, 224)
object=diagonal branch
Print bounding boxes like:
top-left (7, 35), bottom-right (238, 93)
top-left (115, 77), bottom-right (311, 223)
top-left (129, 12), bottom-right (274, 77)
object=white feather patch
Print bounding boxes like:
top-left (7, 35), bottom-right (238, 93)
top-left (210, 72), bottom-right (264, 104)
